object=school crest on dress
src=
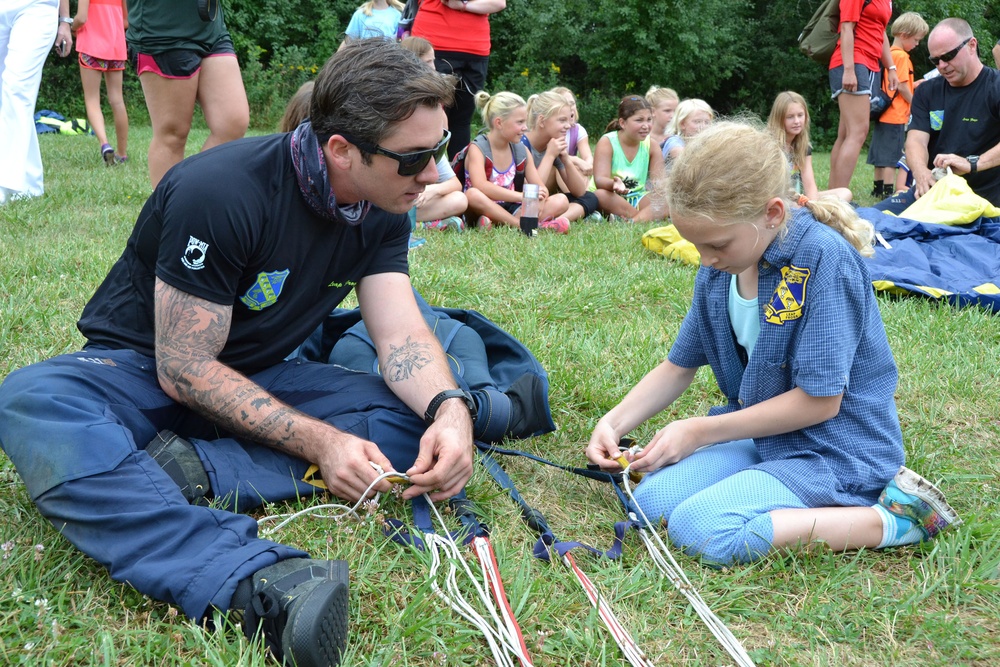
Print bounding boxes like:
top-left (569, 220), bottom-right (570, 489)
top-left (240, 270), bottom-right (290, 311)
top-left (764, 264), bottom-right (810, 324)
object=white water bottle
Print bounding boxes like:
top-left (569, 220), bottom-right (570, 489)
top-left (520, 184), bottom-right (539, 237)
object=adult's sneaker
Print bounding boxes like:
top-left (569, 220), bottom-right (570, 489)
top-left (234, 558), bottom-right (350, 667)
top-left (878, 466), bottom-right (962, 540)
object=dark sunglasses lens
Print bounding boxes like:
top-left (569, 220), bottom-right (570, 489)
top-left (930, 39), bottom-right (967, 65)
top-left (396, 137), bottom-right (450, 176)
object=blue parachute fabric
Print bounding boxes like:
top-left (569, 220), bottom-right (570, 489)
top-left (859, 207), bottom-right (1000, 313)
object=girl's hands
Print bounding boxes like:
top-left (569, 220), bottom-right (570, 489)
top-left (629, 418), bottom-right (705, 472)
top-left (612, 177), bottom-right (627, 195)
top-left (546, 135), bottom-right (568, 157)
top-left (586, 420), bottom-right (628, 470)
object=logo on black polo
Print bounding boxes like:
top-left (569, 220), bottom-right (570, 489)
top-left (182, 236), bottom-right (209, 270)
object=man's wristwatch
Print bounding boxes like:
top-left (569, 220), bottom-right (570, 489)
top-left (968, 155), bottom-right (980, 174)
top-left (424, 389), bottom-right (477, 425)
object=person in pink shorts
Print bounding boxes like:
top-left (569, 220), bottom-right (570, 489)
top-left (73, 0), bottom-right (129, 165)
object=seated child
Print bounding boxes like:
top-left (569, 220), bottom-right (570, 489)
top-left (462, 91), bottom-right (571, 234)
top-left (522, 91), bottom-right (598, 222)
top-left (591, 95), bottom-right (666, 222)
top-left (767, 91), bottom-right (852, 203)
top-left (646, 85), bottom-right (680, 150)
top-left (661, 99), bottom-right (713, 173)
top-left (551, 86), bottom-right (593, 177)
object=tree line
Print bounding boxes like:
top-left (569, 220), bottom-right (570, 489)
top-left (38, 0), bottom-right (997, 147)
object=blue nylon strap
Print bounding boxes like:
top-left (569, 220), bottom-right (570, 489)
top-left (478, 449), bottom-right (639, 562)
top-left (382, 493), bottom-right (480, 550)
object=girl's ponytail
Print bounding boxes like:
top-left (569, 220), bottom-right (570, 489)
top-left (804, 198), bottom-right (875, 257)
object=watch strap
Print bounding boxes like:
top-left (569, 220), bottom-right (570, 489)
top-left (424, 389), bottom-right (476, 425)
top-left (968, 155), bottom-right (979, 173)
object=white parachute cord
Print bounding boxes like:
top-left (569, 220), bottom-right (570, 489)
top-left (424, 496), bottom-right (533, 667)
top-left (620, 465), bottom-right (756, 667)
top-left (561, 552), bottom-right (655, 667)
top-left (473, 536), bottom-right (534, 667)
top-left (256, 468), bottom-right (403, 535)
top-left (426, 532), bottom-right (516, 667)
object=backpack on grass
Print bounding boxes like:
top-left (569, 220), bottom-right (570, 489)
top-left (798, 0), bottom-right (872, 65)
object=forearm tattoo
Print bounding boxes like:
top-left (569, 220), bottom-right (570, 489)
top-left (154, 281), bottom-right (302, 452)
top-left (383, 336), bottom-right (434, 383)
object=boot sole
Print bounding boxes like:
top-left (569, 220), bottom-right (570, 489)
top-left (284, 562), bottom-right (350, 667)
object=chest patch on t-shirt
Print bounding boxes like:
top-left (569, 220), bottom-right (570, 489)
top-left (764, 264), bottom-right (811, 325)
top-left (930, 110), bottom-right (943, 131)
top-left (240, 270), bottom-right (290, 311)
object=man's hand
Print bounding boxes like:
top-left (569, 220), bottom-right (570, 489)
top-left (933, 153), bottom-right (974, 176)
top-left (402, 401), bottom-right (474, 501)
top-left (54, 23), bottom-right (73, 57)
top-left (314, 430), bottom-right (396, 502)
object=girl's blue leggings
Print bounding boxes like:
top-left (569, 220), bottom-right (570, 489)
top-left (633, 439), bottom-right (808, 565)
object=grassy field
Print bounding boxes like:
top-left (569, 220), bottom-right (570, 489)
top-left (1, 129), bottom-right (998, 666)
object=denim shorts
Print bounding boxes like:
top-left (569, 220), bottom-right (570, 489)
top-left (829, 64), bottom-right (880, 99)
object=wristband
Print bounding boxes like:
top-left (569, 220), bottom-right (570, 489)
top-left (424, 389), bottom-right (477, 425)
top-left (888, 65), bottom-right (897, 70)
top-left (59, 17), bottom-right (73, 24)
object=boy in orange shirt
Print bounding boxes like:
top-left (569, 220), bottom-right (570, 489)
top-left (868, 12), bottom-right (929, 198)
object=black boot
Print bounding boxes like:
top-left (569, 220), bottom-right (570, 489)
top-left (870, 180), bottom-right (884, 197)
top-left (231, 558), bottom-right (350, 667)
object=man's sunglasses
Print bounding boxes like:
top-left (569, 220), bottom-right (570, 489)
top-left (340, 130), bottom-right (451, 176)
top-left (929, 37), bottom-right (971, 66)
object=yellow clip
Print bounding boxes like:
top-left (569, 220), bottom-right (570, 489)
top-left (615, 455), bottom-right (643, 484)
top-left (385, 475), bottom-right (409, 485)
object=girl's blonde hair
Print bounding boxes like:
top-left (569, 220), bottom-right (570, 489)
top-left (665, 120), bottom-right (874, 257)
top-left (645, 85), bottom-right (679, 107)
top-left (359, 0), bottom-right (404, 16)
top-left (474, 90), bottom-right (526, 128)
top-left (526, 91), bottom-right (570, 130)
top-left (666, 99), bottom-right (714, 136)
top-left (550, 86), bottom-right (576, 104)
top-left (279, 81), bottom-right (314, 133)
top-left (767, 91), bottom-right (811, 172)
top-left (400, 36), bottom-right (433, 59)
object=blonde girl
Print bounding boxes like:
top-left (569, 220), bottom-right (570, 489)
top-left (661, 98), bottom-right (713, 171)
top-left (551, 86), bottom-right (593, 176)
top-left (646, 85), bottom-right (679, 149)
top-left (342, 0), bottom-right (404, 43)
top-left (523, 91), bottom-right (596, 222)
top-left (767, 91), bottom-right (852, 202)
top-left (591, 95), bottom-right (666, 222)
top-left (463, 91), bottom-right (571, 233)
top-left (587, 120), bottom-right (959, 566)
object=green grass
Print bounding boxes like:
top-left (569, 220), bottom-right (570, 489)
top-left (2, 130), bottom-right (999, 666)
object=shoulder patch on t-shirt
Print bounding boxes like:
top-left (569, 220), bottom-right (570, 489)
top-left (182, 236), bottom-right (209, 270)
top-left (764, 264), bottom-right (811, 325)
top-left (240, 270), bottom-right (290, 311)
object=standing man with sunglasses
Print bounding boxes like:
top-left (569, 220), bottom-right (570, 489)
top-left (904, 18), bottom-right (1000, 205)
top-left (0, 40), bottom-right (470, 667)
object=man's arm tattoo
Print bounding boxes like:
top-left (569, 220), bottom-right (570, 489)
top-left (383, 336), bottom-right (434, 383)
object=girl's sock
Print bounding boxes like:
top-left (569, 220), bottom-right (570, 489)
top-left (873, 503), bottom-right (924, 548)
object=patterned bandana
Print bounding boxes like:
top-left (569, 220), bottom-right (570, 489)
top-left (290, 121), bottom-right (371, 226)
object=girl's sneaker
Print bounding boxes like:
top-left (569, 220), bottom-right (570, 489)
top-left (539, 216), bottom-right (571, 234)
top-left (114, 155), bottom-right (128, 165)
top-left (441, 215), bottom-right (466, 231)
top-left (878, 466), bottom-right (962, 540)
top-left (476, 216), bottom-right (493, 230)
top-left (101, 143), bottom-right (115, 166)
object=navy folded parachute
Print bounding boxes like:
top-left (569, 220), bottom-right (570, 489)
top-left (859, 207), bottom-right (1000, 313)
